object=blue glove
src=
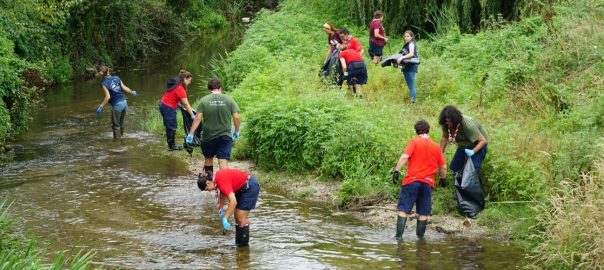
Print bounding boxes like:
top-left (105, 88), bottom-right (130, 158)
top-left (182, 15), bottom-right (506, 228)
top-left (233, 131), bottom-right (240, 141)
top-left (222, 217), bottom-right (231, 231)
top-left (185, 134), bottom-right (193, 144)
top-left (95, 106), bottom-right (103, 115)
top-left (131, 90), bottom-right (138, 96)
top-left (218, 208), bottom-right (224, 218)
top-left (191, 114), bottom-right (196, 121)
top-left (464, 149), bottom-right (475, 157)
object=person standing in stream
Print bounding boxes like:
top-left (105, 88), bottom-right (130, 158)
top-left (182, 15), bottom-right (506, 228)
top-left (96, 65), bottom-right (138, 140)
top-left (391, 119), bottom-right (447, 240)
top-left (187, 79), bottom-right (240, 177)
top-left (159, 69), bottom-right (196, 151)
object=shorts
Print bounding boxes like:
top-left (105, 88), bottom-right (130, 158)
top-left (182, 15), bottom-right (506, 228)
top-left (346, 61), bottom-right (368, 85)
top-left (397, 181), bottom-right (432, 216)
top-left (159, 102), bottom-right (177, 130)
top-left (368, 41), bottom-right (384, 57)
top-left (235, 176), bottom-right (260, 210)
top-left (200, 135), bottom-right (233, 160)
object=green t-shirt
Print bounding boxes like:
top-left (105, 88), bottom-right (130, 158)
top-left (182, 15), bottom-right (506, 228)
top-left (197, 93), bottom-right (240, 142)
top-left (442, 115), bottom-right (489, 148)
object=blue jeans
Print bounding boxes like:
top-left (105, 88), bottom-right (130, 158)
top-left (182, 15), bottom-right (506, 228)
top-left (403, 71), bottom-right (417, 102)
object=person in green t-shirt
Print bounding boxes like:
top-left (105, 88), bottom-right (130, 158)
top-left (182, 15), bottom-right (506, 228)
top-left (187, 79), bottom-right (240, 176)
top-left (438, 105), bottom-right (489, 177)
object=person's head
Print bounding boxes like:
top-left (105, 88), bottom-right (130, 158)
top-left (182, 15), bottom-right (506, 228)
top-left (197, 174), bottom-right (217, 191)
top-left (374, 10), bottom-right (384, 20)
top-left (438, 105), bottom-right (463, 127)
top-left (414, 119), bottom-right (430, 135)
top-left (207, 79), bottom-right (222, 91)
top-left (339, 28), bottom-right (351, 40)
top-left (179, 69), bottom-right (193, 87)
top-left (323, 22), bottom-right (337, 35)
top-left (404, 30), bottom-right (415, 43)
top-left (98, 65), bottom-right (111, 77)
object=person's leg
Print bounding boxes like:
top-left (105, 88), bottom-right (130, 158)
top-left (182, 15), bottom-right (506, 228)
top-left (235, 210), bottom-right (250, 247)
top-left (403, 71), bottom-right (417, 103)
top-left (396, 182), bottom-right (419, 240)
top-left (234, 179), bottom-right (259, 247)
top-left (119, 106), bottom-right (126, 136)
top-left (415, 183), bottom-right (433, 238)
top-left (201, 138), bottom-right (220, 173)
top-left (160, 104), bottom-right (180, 150)
top-left (449, 147), bottom-right (467, 174)
top-left (111, 108), bottom-right (121, 140)
top-left (470, 144), bottom-right (488, 175)
top-left (215, 135), bottom-right (233, 169)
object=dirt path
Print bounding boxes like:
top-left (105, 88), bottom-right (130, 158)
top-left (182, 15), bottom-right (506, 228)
top-left (187, 159), bottom-right (488, 238)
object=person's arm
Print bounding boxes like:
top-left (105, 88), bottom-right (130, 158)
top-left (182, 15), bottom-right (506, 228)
top-left (99, 85), bottom-right (110, 107)
top-left (120, 81), bottom-right (135, 94)
top-left (188, 112), bottom-right (203, 135)
top-left (374, 28), bottom-right (388, 42)
top-left (223, 192), bottom-right (237, 220)
top-left (180, 97), bottom-right (195, 118)
top-left (394, 154), bottom-right (410, 172)
top-left (471, 134), bottom-right (488, 153)
top-left (339, 58), bottom-right (348, 75)
top-left (439, 164), bottom-right (447, 180)
top-left (232, 112), bottom-right (240, 132)
top-left (440, 136), bottom-right (448, 153)
top-left (397, 43), bottom-right (415, 63)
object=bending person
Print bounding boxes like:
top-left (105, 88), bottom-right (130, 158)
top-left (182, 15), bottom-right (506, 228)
top-left (96, 65), bottom-right (137, 140)
top-left (159, 69), bottom-right (196, 151)
top-left (197, 168), bottom-right (260, 247)
top-left (438, 105), bottom-right (489, 175)
top-left (339, 48), bottom-right (367, 97)
top-left (187, 79), bottom-right (240, 176)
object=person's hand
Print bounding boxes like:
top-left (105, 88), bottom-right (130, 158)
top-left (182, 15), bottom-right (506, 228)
top-left (233, 131), bottom-right (240, 141)
top-left (391, 170), bottom-right (400, 185)
top-left (384, 37), bottom-right (389, 43)
top-left (95, 106), bottom-right (103, 115)
top-left (186, 134), bottom-right (193, 144)
top-left (464, 149), bottom-right (475, 157)
top-left (131, 90), bottom-right (138, 96)
top-left (396, 58), bottom-right (402, 64)
top-left (191, 114), bottom-right (196, 121)
top-left (343, 71), bottom-right (349, 77)
top-left (222, 217), bottom-right (231, 231)
top-left (218, 208), bottom-right (224, 218)
top-left (438, 178), bottom-right (447, 188)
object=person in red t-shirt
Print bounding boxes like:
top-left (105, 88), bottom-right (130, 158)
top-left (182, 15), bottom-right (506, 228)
top-left (369, 10), bottom-right (388, 64)
top-left (391, 119), bottom-right (447, 240)
top-left (159, 69), bottom-right (196, 151)
top-left (339, 48), bottom-right (367, 97)
top-left (337, 28), bottom-right (364, 56)
top-left (197, 168), bottom-right (261, 247)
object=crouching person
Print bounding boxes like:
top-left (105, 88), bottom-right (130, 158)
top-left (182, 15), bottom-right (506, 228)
top-left (197, 168), bottom-right (260, 247)
top-left (391, 120), bottom-right (447, 240)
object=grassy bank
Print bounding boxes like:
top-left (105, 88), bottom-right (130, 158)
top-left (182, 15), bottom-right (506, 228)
top-left (198, 0), bottom-right (602, 267)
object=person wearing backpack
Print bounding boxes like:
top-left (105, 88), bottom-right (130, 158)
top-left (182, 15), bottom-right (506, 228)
top-left (96, 65), bottom-right (138, 140)
top-left (159, 69), bottom-right (196, 151)
top-left (397, 30), bottom-right (420, 103)
top-left (391, 120), bottom-right (447, 240)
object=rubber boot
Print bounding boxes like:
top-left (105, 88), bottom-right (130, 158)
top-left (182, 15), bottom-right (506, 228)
top-left (235, 223), bottom-right (250, 247)
top-left (167, 129), bottom-right (182, 151)
top-left (395, 216), bottom-right (407, 241)
top-left (112, 130), bottom-right (120, 141)
top-left (416, 220), bottom-right (428, 238)
top-left (204, 165), bottom-right (214, 177)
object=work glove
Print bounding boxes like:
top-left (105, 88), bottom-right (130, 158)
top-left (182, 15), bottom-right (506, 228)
top-left (218, 208), bottom-right (224, 218)
top-left (464, 149), bottom-right (475, 157)
top-left (343, 71), bottom-right (349, 77)
top-left (131, 90), bottom-right (138, 96)
top-left (391, 170), bottom-right (400, 185)
top-left (185, 134), bottom-right (193, 144)
top-left (95, 106), bottom-right (103, 115)
top-left (438, 178), bottom-right (447, 188)
top-left (222, 217), bottom-right (231, 231)
top-left (191, 114), bottom-right (196, 121)
top-left (233, 131), bottom-right (240, 141)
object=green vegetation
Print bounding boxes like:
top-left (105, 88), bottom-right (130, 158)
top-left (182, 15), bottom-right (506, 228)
top-left (207, 0), bottom-right (603, 267)
top-left (0, 200), bottom-right (99, 269)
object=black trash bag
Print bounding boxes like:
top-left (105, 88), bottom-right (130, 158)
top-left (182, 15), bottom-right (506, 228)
top-left (319, 49), bottom-right (344, 86)
top-left (454, 158), bottom-right (485, 218)
top-left (180, 107), bottom-right (202, 156)
top-left (379, 53), bottom-right (403, 68)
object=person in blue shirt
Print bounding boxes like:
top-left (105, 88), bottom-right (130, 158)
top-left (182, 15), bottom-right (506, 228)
top-left (96, 65), bottom-right (138, 140)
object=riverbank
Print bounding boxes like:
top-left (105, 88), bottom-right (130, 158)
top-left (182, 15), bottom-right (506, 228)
top-left (186, 159), bottom-right (489, 239)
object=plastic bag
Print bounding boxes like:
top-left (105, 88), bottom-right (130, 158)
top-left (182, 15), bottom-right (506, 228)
top-left (454, 158), bottom-right (485, 218)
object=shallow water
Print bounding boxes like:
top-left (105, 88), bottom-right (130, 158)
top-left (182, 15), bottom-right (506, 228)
top-left (0, 30), bottom-right (527, 269)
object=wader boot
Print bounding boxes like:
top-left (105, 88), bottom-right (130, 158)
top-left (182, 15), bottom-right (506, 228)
top-left (235, 223), bottom-right (250, 247)
top-left (166, 129), bottom-right (182, 151)
top-left (395, 216), bottom-right (407, 241)
top-left (416, 220), bottom-right (428, 238)
top-left (111, 108), bottom-right (125, 140)
top-left (204, 165), bottom-right (214, 177)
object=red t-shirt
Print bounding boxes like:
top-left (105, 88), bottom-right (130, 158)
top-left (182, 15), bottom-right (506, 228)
top-left (339, 49), bottom-right (363, 65)
top-left (215, 169), bottom-right (250, 196)
top-left (344, 37), bottom-right (363, 53)
top-left (369, 19), bottom-right (385, 46)
top-left (160, 83), bottom-right (187, 109)
top-left (402, 137), bottom-right (446, 188)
